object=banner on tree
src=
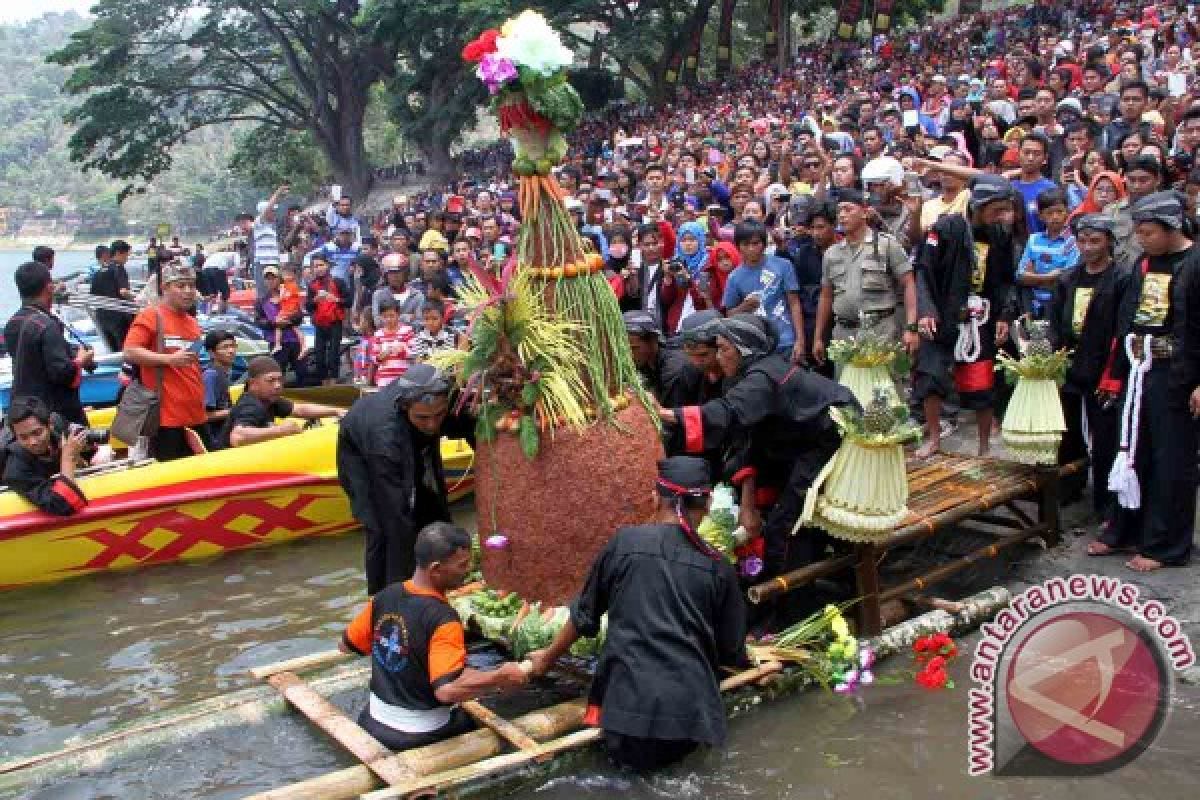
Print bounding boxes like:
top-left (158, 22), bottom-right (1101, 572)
top-left (873, 0), bottom-right (896, 32)
top-left (716, 0), bottom-right (737, 76)
top-left (837, 0), bottom-right (864, 40)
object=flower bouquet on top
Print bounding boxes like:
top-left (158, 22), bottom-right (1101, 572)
top-left (996, 320), bottom-right (1069, 465)
top-left (462, 10), bottom-right (583, 176)
top-left (827, 327), bottom-right (909, 408)
top-left (800, 389), bottom-right (920, 543)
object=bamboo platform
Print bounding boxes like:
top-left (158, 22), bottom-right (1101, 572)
top-left (749, 452), bottom-right (1083, 636)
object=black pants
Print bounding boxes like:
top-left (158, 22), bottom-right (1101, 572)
top-left (1058, 389), bottom-right (1118, 514)
top-left (313, 321), bottom-right (343, 382)
top-left (604, 732), bottom-right (698, 772)
top-left (153, 424), bottom-right (210, 462)
top-left (761, 420), bottom-right (843, 625)
top-left (273, 341), bottom-right (310, 387)
top-left (1101, 364), bottom-right (1196, 565)
top-left (358, 706), bottom-right (475, 751)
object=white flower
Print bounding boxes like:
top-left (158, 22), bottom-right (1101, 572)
top-left (495, 10), bottom-right (573, 76)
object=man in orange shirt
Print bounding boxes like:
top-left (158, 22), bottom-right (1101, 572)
top-left (339, 522), bottom-right (531, 750)
top-left (123, 263), bottom-right (208, 460)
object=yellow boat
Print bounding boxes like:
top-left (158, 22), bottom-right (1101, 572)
top-left (0, 387), bottom-right (475, 590)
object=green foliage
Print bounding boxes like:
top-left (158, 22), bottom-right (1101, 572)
top-left (229, 126), bottom-right (325, 197)
top-left (517, 414), bottom-right (539, 459)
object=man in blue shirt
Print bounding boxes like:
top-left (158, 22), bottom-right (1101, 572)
top-left (721, 221), bottom-right (806, 362)
top-left (1011, 133), bottom-right (1057, 234)
top-left (306, 228), bottom-right (362, 285)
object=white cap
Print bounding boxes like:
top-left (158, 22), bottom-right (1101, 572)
top-left (256, 201), bottom-right (271, 215)
top-left (564, 196), bottom-right (584, 212)
top-left (862, 156), bottom-right (905, 187)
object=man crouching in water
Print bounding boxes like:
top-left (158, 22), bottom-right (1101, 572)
top-left (339, 522), bottom-right (531, 749)
top-left (527, 456), bottom-right (747, 772)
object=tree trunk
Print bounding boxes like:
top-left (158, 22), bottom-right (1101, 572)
top-left (413, 131), bottom-right (456, 188)
top-left (311, 85), bottom-right (374, 202)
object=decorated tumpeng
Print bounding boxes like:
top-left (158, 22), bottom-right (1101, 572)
top-left (447, 12), bottom-right (662, 605)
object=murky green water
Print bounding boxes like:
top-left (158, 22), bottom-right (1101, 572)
top-left (2, 514), bottom-right (1198, 799)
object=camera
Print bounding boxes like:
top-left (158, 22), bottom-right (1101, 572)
top-left (64, 421), bottom-right (109, 447)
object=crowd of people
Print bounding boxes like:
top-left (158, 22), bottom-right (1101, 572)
top-left (5, 0), bottom-right (1200, 771)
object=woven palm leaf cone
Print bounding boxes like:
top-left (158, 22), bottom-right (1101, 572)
top-left (476, 128), bottom-right (660, 606)
top-left (838, 362), bottom-right (900, 408)
top-left (1000, 378), bottom-right (1066, 465)
top-left (806, 401), bottom-right (911, 543)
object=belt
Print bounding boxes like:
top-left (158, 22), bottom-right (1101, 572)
top-left (836, 309), bottom-right (893, 328)
top-left (1132, 335), bottom-right (1175, 360)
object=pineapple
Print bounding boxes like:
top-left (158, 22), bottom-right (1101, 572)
top-left (862, 387), bottom-right (894, 435)
top-left (1024, 320), bottom-right (1053, 358)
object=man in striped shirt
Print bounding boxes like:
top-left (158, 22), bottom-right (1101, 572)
top-left (252, 185), bottom-right (288, 298)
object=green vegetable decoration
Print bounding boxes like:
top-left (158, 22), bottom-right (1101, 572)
top-left (446, 12), bottom-right (649, 461)
top-left (827, 328), bottom-right (907, 408)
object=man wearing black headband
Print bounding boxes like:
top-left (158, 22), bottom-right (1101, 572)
top-left (913, 175), bottom-right (1018, 459)
top-left (528, 456), bottom-right (746, 772)
top-left (658, 314), bottom-right (857, 624)
top-left (337, 365), bottom-right (475, 594)
top-left (1047, 214), bottom-right (1131, 513)
top-left (1093, 191), bottom-right (1200, 572)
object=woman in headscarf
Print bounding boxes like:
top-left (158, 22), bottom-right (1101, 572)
top-left (705, 240), bottom-right (741, 312)
top-left (657, 314), bottom-right (858, 626)
top-left (674, 220), bottom-right (710, 277)
top-left (1069, 170), bottom-right (1126, 220)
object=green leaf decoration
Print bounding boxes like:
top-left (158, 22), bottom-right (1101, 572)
top-left (475, 403), bottom-right (499, 444)
top-left (520, 380), bottom-right (540, 408)
top-left (518, 414), bottom-right (539, 459)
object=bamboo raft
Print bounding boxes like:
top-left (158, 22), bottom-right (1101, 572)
top-left (749, 452), bottom-right (1084, 636)
top-left (0, 587), bottom-right (1013, 799)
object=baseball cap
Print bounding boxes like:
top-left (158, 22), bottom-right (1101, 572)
top-left (262, 265), bottom-right (281, 278)
top-left (161, 262), bottom-right (196, 285)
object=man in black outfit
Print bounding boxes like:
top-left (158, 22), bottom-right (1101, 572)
top-left (4, 261), bottom-right (94, 426)
top-left (528, 456), bottom-right (747, 772)
top-left (90, 240), bottom-right (134, 351)
top-left (336, 365), bottom-right (474, 594)
top-left (1, 397), bottom-right (89, 516)
top-left (623, 310), bottom-right (700, 407)
top-left (216, 356), bottom-right (343, 450)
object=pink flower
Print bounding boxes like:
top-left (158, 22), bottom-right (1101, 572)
top-left (478, 54), bottom-right (518, 95)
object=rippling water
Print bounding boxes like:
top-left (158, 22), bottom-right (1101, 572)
top-left (2, 515), bottom-right (1198, 800)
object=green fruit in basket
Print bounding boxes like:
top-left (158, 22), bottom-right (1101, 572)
top-left (535, 157), bottom-right (554, 175)
top-left (513, 156), bottom-right (535, 176)
top-left (862, 388), bottom-right (894, 435)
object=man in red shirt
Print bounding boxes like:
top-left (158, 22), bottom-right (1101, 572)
top-left (123, 263), bottom-right (208, 460)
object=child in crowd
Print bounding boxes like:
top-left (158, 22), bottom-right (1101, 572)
top-left (202, 329), bottom-right (237, 427)
top-left (410, 300), bottom-right (460, 362)
top-left (305, 253), bottom-right (352, 385)
top-left (276, 263), bottom-right (304, 350)
top-left (1017, 188), bottom-right (1078, 319)
top-left (352, 308), bottom-right (375, 386)
top-left (368, 298), bottom-right (415, 386)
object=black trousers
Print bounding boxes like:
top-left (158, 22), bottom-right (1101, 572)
top-left (604, 732), bottom-right (698, 772)
top-left (1058, 388), bottom-right (1119, 514)
top-left (359, 706), bottom-right (474, 751)
top-left (1101, 364), bottom-right (1196, 565)
top-left (152, 424), bottom-right (210, 462)
top-left (761, 421), bottom-right (843, 625)
top-left (313, 321), bottom-right (343, 382)
top-left (272, 341), bottom-right (310, 387)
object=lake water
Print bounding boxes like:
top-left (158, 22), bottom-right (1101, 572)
top-left (0, 249), bottom-right (97, 322)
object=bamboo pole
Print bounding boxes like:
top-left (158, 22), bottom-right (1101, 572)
top-left (460, 700), bottom-right (544, 755)
top-left (360, 663), bottom-right (785, 800)
top-left (268, 672), bottom-right (418, 787)
top-left (251, 650), bottom-right (350, 681)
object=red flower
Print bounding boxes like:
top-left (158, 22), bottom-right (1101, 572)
top-left (916, 666), bottom-right (949, 689)
top-left (926, 655), bottom-right (946, 672)
top-left (913, 637), bottom-right (931, 653)
top-left (462, 29), bottom-right (501, 63)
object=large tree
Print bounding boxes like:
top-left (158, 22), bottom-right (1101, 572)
top-left (49, 0), bottom-right (398, 201)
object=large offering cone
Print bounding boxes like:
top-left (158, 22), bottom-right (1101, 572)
top-left (1001, 377), bottom-right (1065, 465)
top-left (811, 439), bottom-right (910, 543)
top-left (476, 404), bottom-right (663, 605)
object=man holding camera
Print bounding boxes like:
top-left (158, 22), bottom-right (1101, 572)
top-left (2, 397), bottom-right (91, 516)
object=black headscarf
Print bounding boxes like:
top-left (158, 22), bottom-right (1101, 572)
top-left (718, 313), bottom-right (776, 362)
top-left (656, 456), bottom-right (721, 562)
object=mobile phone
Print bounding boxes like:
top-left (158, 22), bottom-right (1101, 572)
top-left (903, 171), bottom-right (922, 197)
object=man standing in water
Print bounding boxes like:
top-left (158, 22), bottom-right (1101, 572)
top-left (336, 365), bottom-right (473, 595)
top-left (528, 456), bottom-right (747, 772)
top-left (340, 522), bottom-right (531, 750)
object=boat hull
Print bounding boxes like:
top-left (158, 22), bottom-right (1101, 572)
top-left (0, 419), bottom-right (476, 590)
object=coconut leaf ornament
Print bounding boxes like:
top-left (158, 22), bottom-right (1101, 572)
top-left (827, 328), bottom-right (908, 408)
top-left (996, 321), bottom-right (1068, 466)
top-left (798, 389), bottom-right (918, 543)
